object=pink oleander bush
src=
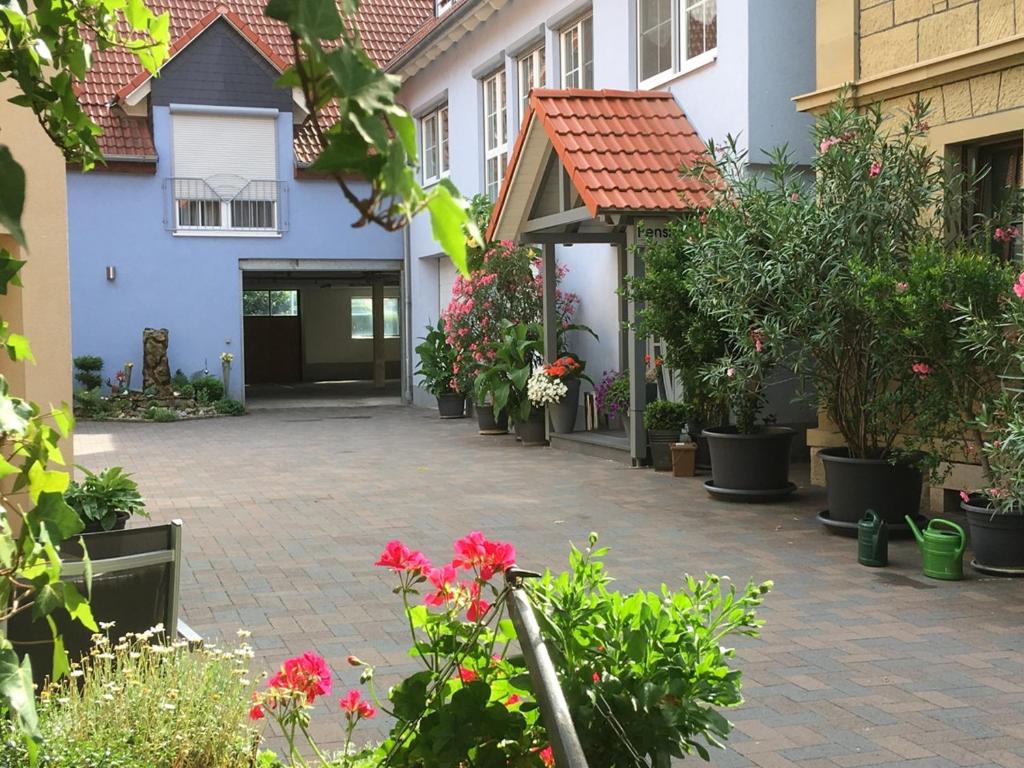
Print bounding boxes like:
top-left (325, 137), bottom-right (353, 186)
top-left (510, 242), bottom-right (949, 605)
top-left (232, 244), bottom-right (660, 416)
top-left (441, 241), bottom-right (579, 395)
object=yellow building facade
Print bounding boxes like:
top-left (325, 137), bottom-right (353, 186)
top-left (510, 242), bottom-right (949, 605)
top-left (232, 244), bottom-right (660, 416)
top-left (796, 0), bottom-right (1024, 509)
top-left (0, 81), bottom-right (75, 470)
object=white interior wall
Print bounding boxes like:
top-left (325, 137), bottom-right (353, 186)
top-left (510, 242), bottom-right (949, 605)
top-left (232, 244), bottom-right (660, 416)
top-left (301, 285), bottom-right (401, 365)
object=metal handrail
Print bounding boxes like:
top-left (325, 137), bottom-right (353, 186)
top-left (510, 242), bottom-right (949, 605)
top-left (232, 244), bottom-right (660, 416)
top-left (505, 566), bottom-right (590, 768)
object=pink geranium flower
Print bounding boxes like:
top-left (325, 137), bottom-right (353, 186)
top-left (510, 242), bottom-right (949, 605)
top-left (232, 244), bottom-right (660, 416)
top-left (339, 689), bottom-right (376, 720)
top-left (424, 563), bottom-right (459, 607)
top-left (458, 666), bottom-right (478, 683)
top-left (452, 532), bottom-right (516, 580)
top-left (268, 652), bottom-right (333, 704)
top-left (537, 745), bottom-right (555, 767)
top-left (375, 540), bottom-right (430, 574)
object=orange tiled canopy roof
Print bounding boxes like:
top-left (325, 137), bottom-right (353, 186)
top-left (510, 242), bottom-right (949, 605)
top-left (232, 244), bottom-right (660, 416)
top-left (78, 0), bottom-right (432, 163)
top-left (493, 89), bottom-right (713, 230)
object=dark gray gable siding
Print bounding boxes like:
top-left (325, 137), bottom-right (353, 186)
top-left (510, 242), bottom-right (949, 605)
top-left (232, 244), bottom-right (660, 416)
top-left (151, 19), bottom-right (292, 112)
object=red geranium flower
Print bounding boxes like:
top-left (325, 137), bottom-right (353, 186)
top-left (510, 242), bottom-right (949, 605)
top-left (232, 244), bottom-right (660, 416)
top-left (458, 666), bottom-right (478, 683)
top-left (424, 563), bottom-right (459, 607)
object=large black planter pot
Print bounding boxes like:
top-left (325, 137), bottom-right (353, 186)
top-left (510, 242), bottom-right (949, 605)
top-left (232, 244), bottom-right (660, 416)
top-left (648, 428), bottom-right (680, 471)
top-left (961, 496), bottom-right (1024, 575)
top-left (476, 405), bottom-right (509, 435)
top-left (688, 426), bottom-right (712, 471)
top-left (436, 392), bottom-right (466, 419)
top-left (548, 379), bottom-right (581, 434)
top-left (702, 426), bottom-right (796, 502)
top-left (819, 448), bottom-right (924, 535)
top-left (82, 510), bottom-right (129, 534)
top-left (515, 408), bottom-right (548, 446)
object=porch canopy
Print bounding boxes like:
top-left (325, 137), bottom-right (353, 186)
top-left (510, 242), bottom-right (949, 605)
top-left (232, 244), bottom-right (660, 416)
top-left (486, 88), bottom-right (712, 464)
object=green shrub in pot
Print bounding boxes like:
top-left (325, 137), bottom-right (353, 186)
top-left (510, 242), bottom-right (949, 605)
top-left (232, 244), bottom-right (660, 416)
top-left (643, 399), bottom-right (688, 432)
top-left (473, 320), bottom-right (543, 424)
top-left (414, 319), bottom-right (464, 396)
top-left (64, 466), bottom-right (148, 533)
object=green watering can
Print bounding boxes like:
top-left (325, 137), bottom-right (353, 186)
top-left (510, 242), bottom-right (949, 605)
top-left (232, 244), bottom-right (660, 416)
top-left (905, 516), bottom-right (966, 581)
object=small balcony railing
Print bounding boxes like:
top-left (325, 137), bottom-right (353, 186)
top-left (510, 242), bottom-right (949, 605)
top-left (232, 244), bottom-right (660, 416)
top-left (163, 176), bottom-right (289, 234)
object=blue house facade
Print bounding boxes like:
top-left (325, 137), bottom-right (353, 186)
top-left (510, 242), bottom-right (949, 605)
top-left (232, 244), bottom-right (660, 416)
top-left (69, 8), bottom-right (407, 401)
top-left (69, 0), bottom-right (817, 429)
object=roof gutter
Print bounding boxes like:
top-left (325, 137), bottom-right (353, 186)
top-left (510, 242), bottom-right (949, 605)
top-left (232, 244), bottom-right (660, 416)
top-left (386, 0), bottom-right (507, 79)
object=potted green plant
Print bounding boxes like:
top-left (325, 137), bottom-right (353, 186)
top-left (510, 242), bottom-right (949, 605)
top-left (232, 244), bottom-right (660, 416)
top-left (643, 400), bottom-right (687, 471)
top-left (474, 321), bottom-right (545, 445)
top-left (414, 320), bottom-right (467, 419)
top-left (64, 466), bottom-right (148, 533)
top-left (651, 138), bottom-right (799, 500)
top-left (624, 224), bottom-right (728, 468)
top-left (758, 97), bottom-right (966, 528)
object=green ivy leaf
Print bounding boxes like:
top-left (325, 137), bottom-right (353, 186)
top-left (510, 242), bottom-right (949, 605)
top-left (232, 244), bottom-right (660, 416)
top-left (426, 186), bottom-right (469, 276)
top-left (0, 249), bottom-right (26, 295)
top-left (0, 645), bottom-right (39, 739)
top-left (0, 147), bottom-right (26, 247)
top-left (31, 491), bottom-right (82, 541)
top-left (63, 582), bottom-right (97, 632)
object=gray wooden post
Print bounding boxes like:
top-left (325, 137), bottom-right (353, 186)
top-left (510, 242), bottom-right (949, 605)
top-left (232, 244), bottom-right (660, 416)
top-left (372, 277), bottom-right (386, 389)
top-left (625, 225), bottom-right (647, 465)
top-left (542, 243), bottom-right (558, 438)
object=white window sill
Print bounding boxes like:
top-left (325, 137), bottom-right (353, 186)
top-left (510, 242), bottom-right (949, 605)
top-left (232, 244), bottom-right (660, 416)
top-left (422, 173), bottom-right (450, 189)
top-left (173, 230), bottom-right (282, 238)
top-left (639, 48), bottom-right (718, 91)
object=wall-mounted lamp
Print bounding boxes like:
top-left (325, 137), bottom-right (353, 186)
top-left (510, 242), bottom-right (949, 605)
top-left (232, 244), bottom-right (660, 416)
top-left (105, 266), bottom-right (116, 281)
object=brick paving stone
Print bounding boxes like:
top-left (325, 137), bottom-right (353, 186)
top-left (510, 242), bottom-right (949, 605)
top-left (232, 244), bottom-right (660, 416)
top-left (74, 405), bottom-right (1024, 766)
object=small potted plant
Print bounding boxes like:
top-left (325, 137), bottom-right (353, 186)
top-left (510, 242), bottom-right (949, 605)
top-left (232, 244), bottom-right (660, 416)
top-left (474, 321), bottom-right (544, 444)
top-left (64, 466), bottom-right (148, 533)
top-left (643, 400), bottom-right (687, 471)
top-left (415, 320), bottom-right (467, 419)
top-left (594, 370), bottom-right (630, 432)
top-left (535, 355), bottom-right (588, 434)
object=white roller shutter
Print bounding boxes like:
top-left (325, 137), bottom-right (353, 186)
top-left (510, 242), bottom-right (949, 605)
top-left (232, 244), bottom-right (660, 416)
top-left (171, 112), bottom-right (277, 198)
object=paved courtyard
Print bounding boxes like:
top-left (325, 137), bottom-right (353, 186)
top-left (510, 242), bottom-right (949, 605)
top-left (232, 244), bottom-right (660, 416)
top-left (74, 405), bottom-right (1024, 767)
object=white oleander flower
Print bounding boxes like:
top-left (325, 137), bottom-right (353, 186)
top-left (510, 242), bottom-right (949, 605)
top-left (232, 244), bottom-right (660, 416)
top-left (527, 370), bottom-right (568, 407)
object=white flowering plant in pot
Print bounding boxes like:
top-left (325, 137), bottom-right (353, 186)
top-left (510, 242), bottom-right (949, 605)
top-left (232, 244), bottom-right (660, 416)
top-left (527, 368), bottom-right (568, 408)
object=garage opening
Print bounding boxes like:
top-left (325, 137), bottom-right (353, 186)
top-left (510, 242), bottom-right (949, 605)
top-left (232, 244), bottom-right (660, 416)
top-left (240, 264), bottom-right (403, 408)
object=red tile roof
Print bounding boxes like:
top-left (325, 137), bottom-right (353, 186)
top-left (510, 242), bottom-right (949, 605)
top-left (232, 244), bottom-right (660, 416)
top-left (488, 89), bottom-right (713, 238)
top-left (79, 0), bottom-right (432, 163)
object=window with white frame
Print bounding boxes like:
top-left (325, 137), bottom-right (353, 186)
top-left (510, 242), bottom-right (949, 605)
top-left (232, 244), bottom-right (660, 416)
top-left (435, 0), bottom-right (453, 16)
top-left (637, 0), bottom-right (717, 86)
top-left (171, 112), bottom-right (280, 233)
top-left (482, 69), bottom-right (508, 201)
top-left (421, 105), bottom-right (449, 185)
top-left (560, 15), bottom-right (593, 88)
top-left (518, 46), bottom-right (545, 117)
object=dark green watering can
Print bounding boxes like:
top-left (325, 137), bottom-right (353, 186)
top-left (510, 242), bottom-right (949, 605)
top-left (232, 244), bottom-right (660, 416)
top-left (905, 516), bottom-right (965, 581)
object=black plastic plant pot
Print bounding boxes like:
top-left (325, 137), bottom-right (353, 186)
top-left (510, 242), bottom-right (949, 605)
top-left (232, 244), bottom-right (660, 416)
top-left (701, 426), bottom-right (796, 502)
top-left (515, 408), bottom-right (547, 446)
top-left (436, 392), bottom-right (466, 419)
top-left (81, 510), bottom-right (130, 534)
top-left (819, 448), bottom-right (923, 533)
top-left (647, 428), bottom-right (679, 471)
top-left (961, 495), bottom-right (1024, 576)
top-left (476, 405), bottom-right (509, 435)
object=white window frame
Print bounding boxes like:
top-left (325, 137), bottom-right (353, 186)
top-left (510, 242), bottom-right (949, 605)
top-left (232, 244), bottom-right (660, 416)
top-left (436, 0), bottom-right (453, 16)
top-left (350, 296), bottom-right (400, 339)
top-left (482, 68), bottom-right (508, 201)
top-left (559, 14), bottom-right (593, 89)
top-left (636, 0), bottom-right (718, 89)
top-left (421, 104), bottom-right (449, 186)
top-left (637, 0), bottom-right (675, 87)
top-left (518, 46), bottom-right (545, 118)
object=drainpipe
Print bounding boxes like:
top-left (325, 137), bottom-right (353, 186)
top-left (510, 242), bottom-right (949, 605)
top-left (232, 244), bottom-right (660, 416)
top-left (402, 224), bottom-right (413, 405)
